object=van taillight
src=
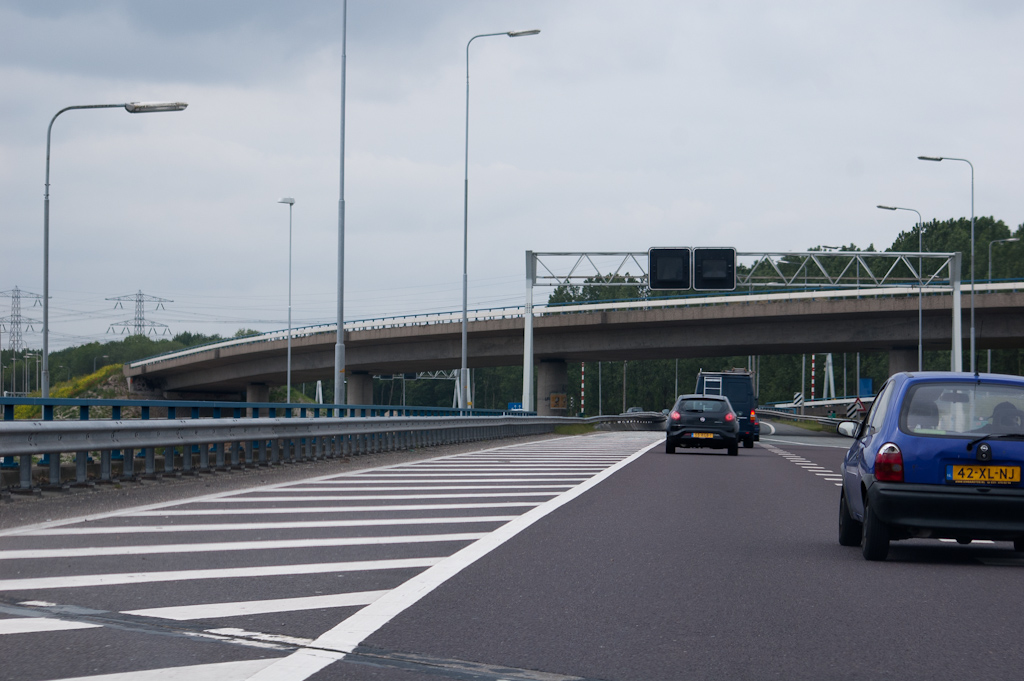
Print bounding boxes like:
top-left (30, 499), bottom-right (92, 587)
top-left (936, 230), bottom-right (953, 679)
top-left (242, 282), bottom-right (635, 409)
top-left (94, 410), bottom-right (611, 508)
top-left (750, 410), bottom-right (758, 424)
top-left (875, 443), bottom-right (904, 482)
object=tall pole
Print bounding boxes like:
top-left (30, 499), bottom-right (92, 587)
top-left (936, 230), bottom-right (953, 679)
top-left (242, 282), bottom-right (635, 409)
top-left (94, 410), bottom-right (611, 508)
top-left (288, 203), bottom-right (293, 402)
top-left (462, 29), bottom-right (540, 409)
top-left (279, 199), bottom-right (295, 401)
top-left (918, 155), bottom-right (974, 372)
top-left (877, 205), bottom-right (923, 370)
top-left (41, 101), bottom-right (186, 398)
top-left (987, 237), bottom-right (1020, 372)
top-left (335, 0), bottom-right (348, 407)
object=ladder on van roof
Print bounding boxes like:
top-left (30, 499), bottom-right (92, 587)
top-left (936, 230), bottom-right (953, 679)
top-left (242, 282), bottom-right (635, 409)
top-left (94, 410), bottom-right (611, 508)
top-left (702, 375), bottom-right (723, 396)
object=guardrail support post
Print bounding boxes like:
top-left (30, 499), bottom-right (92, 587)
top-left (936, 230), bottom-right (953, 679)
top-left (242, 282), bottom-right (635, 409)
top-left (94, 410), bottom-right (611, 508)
top-left (18, 455), bottom-right (32, 491)
top-left (100, 450), bottom-right (111, 482)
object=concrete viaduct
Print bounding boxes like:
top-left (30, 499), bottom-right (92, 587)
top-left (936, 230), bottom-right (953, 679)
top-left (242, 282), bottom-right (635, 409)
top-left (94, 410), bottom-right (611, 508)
top-left (124, 287), bottom-right (1024, 414)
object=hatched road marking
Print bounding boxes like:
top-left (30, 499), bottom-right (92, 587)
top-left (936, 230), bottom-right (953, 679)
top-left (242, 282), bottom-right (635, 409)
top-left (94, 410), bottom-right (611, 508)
top-left (0, 432), bottom-right (660, 681)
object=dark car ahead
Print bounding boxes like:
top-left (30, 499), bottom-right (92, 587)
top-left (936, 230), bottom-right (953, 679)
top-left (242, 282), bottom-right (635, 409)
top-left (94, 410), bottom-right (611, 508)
top-left (837, 371), bottom-right (1024, 561)
top-left (665, 394), bottom-right (740, 456)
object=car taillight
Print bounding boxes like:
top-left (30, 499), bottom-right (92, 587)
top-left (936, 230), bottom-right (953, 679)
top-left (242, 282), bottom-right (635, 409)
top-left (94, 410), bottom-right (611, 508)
top-left (875, 443), bottom-right (903, 482)
top-left (750, 409), bottom-right (758, 424)
top-left (725, 412), bottom-right (735, 422)
top-left (670, 410), bottom-right (681, 420)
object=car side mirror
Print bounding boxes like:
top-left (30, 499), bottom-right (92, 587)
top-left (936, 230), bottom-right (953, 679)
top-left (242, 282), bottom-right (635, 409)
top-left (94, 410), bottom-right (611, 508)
top-left (837, 421), bottom-right (860, 438)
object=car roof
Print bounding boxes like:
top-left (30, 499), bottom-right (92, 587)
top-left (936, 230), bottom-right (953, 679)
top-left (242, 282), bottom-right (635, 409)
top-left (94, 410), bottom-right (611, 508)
top-left (894, 371), bottom-right (1024, 386)
top-left (677, 394), bottom-right (730, 401)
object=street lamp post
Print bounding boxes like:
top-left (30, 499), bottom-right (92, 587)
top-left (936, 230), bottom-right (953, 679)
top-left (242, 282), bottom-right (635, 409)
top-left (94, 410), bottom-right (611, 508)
top-left (918, 155), bottom-right (974, 372)
top-left (42, 101), bottom-right (187, 398)
top-left (877, 205), bottom-right (924, 371)
top-left (460, 28), bottom-right (540, 409)
top-left (278, 198), bottom-right (295, 403)
top-left (987, 237), bottom-right (1020, 372)
top-left (335, 0), bottom-right (348, 408)
top-left (25, 353), bottom-right (40, 393)
top-left (93, 354), bottom-right (109, 373)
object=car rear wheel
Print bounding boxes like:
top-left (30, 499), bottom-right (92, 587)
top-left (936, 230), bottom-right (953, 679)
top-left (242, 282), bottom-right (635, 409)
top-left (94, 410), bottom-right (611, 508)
top-left (838, 490), bottom-right (862, 547)
top-left (743, 438), bottom-right (754, 449)
top-left (727, 443), bottom-right (738, 456)
top-left (861, 499), bottom-right (890, 561)
top-left (665, 441), bottom-right (675, 454)
top-left (1014, 538), bottom-right (1024, 553)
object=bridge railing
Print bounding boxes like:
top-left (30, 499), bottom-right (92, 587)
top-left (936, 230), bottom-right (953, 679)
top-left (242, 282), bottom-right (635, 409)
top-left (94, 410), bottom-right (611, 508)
top-left (0, 411), bottom-right (662, 494)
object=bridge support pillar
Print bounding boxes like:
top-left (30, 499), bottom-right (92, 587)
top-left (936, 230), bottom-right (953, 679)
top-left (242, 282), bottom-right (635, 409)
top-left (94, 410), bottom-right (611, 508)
top-left (246, 383), bottom-right (269, 416)
top-left (888, 348), bottom-right (917, 377)
top-left (537, 359), bottom-right (568, 417)
top-left (348, 372), bottom-right (373, 406)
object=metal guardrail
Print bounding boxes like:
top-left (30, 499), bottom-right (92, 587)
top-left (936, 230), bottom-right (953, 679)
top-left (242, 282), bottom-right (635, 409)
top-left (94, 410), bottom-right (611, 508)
top-left (757, 408), bottom-right (847, 432)
top-left (0, 411), bottom-right (664, 493)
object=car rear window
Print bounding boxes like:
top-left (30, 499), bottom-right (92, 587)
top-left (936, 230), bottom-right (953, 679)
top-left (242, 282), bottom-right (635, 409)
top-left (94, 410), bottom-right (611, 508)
top-left (900, 381), bottom-right (1024, 437)
top-left (678, 399), bottom-right (726, 413)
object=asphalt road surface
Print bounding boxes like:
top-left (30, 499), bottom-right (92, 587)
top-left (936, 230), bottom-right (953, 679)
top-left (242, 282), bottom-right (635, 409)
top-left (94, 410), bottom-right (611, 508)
top-left (1, 428), bottom-right (1023, 681)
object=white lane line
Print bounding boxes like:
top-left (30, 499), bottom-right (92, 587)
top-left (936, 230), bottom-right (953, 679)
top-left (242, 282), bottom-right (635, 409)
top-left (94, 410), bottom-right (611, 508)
top-left (290, 477), bottom-right (586, 484)
top-left (133, 502), bottom-right (542, 516)
top-left (0, 533), bottom-right (486, 561)
top-left (762, 441), bottom-right (846, 488)
top-left (125, 590), bottom-right (389, 621)
top-left (386, 467), bottom-right (607, 472)
top-left (208, 492), bottom-right (559, 502)
top-left (246, 437), bottom-right (663, 680)
top-left (762, 437), bottom-right (849, 450)
top-left (271, 485), bottom-right (573, 492)
top-left (761, 422), bottom-right (777, 435)
top-left (0, 617), bottom-right (102, 635)
top-left (55, 658), bottom-right (280, 681)
top-left (0, 557), bottom-right (441, 591)
top-left (24, 516), bottom-right (518, 536)
top-left (939, 539), bottom-right (995, 544)
top-left (341, 472), bottom-right (591, 478)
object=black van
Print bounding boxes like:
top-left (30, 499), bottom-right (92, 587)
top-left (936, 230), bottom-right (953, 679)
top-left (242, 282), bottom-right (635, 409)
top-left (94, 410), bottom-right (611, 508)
top-left (694, 369), bottom-right (760, 448)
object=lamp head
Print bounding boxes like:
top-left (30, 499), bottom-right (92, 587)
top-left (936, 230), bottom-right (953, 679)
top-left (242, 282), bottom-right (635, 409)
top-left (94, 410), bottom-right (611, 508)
top-left (508, 29), bottom-right (541, 37)
top-left (125, 102), bottom-right (188, 113)
top-left (917, 156), bottom-right (943, 162)
top-left (877, 205), bottom-right (898, 211)
top-left (278, 198), bottom-right (295, 205)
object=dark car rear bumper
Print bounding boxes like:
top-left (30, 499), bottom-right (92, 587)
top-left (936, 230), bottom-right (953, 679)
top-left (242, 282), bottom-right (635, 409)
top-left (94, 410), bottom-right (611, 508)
top-left (667, 427), bottom-right (737, 449)
top-left (868, 481), bottom-right (1024, 539)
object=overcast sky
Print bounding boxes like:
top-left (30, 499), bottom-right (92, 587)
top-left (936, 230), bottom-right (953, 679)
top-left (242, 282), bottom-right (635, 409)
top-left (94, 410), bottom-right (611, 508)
top-left (2, 0), bottom-right (1022, 350)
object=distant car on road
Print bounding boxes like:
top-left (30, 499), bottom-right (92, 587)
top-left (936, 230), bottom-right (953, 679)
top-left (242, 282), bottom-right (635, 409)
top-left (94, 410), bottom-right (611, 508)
top-left (837, 371), bottom-right (1024, 561)
top-left (625, 406), bottom-right (645, 413)
top-left (665, 394), bottom-right (740, 456)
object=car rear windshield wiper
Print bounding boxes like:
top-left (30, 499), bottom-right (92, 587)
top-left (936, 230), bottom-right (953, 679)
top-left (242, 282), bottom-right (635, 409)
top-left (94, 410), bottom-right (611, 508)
top-left (966, 432), bottom-right (1024, 451)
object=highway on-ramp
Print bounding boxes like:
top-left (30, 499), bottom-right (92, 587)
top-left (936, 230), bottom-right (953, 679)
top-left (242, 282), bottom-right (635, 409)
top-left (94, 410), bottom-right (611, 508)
top-left (1, 430), bottom-right (1023, 681)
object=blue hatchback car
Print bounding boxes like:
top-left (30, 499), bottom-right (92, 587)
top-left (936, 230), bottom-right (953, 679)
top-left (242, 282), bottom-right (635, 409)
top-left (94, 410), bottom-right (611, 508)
top-left (838, 371), bottom-right (1024, 561)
